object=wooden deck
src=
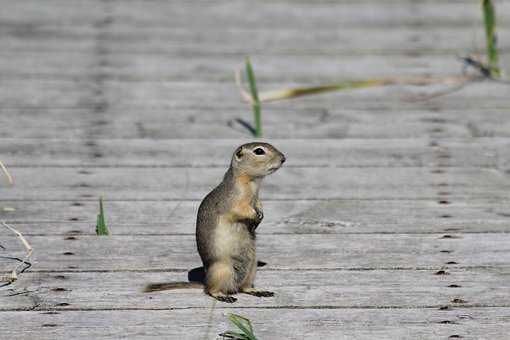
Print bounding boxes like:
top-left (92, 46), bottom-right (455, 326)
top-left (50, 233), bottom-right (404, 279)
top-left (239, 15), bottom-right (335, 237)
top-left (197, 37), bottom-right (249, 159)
top-left (1, 1), bottom-right (510, 339)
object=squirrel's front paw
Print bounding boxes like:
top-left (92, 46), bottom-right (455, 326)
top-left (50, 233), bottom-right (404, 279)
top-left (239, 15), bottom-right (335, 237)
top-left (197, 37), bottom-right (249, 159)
top-left (255, 207), bottom-right (264, 222)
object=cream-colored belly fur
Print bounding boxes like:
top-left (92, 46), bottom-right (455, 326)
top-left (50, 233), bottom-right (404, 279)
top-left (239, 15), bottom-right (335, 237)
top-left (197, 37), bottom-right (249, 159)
top-left (213, 217), bottom-right (254, 261)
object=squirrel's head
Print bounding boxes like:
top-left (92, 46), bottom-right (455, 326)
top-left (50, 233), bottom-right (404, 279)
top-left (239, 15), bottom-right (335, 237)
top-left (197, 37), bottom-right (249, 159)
top-left (231, 142), bottom-right (286, 178)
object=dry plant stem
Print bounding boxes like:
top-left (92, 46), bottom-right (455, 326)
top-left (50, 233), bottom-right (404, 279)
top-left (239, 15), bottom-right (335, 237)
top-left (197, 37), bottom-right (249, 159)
top-left (0, 160), bottom-right (13, 185)
top-left (236, 69), bottom-right (474, 103)
top-left (403, 75), bottom-right (483, 102)
top-left (0, 222), bottom-right (33, 283)
top-left (258, 75), bottom-right (475, 102)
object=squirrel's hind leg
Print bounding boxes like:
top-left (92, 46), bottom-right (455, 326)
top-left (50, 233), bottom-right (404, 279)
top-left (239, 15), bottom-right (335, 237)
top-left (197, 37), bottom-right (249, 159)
top-left (205, 261), bottom-right (237, 303)
top-left (240, 259), bottom-right (275, 298)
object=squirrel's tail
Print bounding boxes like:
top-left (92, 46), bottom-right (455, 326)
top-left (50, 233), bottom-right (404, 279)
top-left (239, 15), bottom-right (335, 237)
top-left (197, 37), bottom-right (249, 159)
top-left (143, 281), bottom-right (204, 293)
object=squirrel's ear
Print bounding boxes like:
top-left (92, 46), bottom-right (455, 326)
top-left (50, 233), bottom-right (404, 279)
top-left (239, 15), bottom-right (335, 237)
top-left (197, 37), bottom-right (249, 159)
top-left (235, 148), bottom-right (244, 160)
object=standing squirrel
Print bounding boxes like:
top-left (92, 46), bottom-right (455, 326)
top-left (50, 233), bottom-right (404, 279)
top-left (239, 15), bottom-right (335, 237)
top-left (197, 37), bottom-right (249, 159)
top-left (144, 142), bottom-right (285, 303)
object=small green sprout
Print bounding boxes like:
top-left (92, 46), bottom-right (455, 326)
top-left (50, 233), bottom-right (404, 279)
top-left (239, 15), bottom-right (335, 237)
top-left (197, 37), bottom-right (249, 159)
top-left (245, 58), bottom-right (262, 137)
top-left (219, 313), bottom-right (258, 340)
top-left (96, 196), bottom-right (110, 236)
top-left (482, 0), bottom-right (500, 77)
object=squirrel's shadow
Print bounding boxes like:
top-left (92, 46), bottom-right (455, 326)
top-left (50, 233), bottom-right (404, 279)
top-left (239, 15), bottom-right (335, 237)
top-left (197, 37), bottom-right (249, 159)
top-left (187, 261), bottom-right (267, 283)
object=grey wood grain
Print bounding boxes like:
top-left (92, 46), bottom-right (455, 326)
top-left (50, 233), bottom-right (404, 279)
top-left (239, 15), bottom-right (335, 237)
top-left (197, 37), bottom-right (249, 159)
top-left (1, 138), bottom-right (509, 168)
top-left (0, 80), bottom-right (508, 112)
top-left (1, 233), bottom-right (509, 272)
top-left (3, 54), bottom-right (510, 82)
top-left (3, 106), bottom-right (510, 139)
top-left (0, 308), bottom-right (509, 340)
top-left (3, 29), bottom-right (508, 57)
top-left (2, 0), bottom-right (510, 338)
top-left (2, 199), bottom-right (510, 235)
top-left (2, 267), bottom-right (509, 310)
top-left (0, 167), bottom-right (509, 201)
top-left (2, 0), bottom-right (509, 29)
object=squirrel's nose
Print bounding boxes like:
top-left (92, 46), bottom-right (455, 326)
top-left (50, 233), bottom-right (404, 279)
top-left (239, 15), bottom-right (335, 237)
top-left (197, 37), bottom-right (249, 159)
top-left (280, 155), bottom-right (286, 164)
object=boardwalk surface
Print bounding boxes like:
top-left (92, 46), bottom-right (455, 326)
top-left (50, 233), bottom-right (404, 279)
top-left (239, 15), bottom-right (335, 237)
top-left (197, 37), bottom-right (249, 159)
top-left (1, 1), bottom-right (510, 339)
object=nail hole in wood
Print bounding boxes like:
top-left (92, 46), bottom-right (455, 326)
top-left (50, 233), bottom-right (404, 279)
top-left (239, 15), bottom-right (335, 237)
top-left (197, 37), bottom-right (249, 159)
top-left (51, 288), bottom-right (68, 292)
top-left (76, 183), bottom-right (91, 188)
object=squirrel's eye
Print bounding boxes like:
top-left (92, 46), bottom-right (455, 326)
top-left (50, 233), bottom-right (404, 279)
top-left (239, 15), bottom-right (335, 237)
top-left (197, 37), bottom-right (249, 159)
top-left (253, 147), bottom-right (265, 155)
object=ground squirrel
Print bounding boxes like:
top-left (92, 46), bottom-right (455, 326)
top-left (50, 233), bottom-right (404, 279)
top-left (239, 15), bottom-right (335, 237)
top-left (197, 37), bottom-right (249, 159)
top-left (144, 142), bottom-right (285, 303)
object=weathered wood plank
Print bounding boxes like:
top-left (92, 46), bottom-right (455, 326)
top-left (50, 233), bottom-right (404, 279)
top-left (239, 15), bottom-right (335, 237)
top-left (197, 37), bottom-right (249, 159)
top-left (0, 109), bottom-right (470, 139)
top-left (0, 80), bottom-right (507, 116)
top-left (2, 0), bottom-right (509, 29)
top-left (2, 199), bottom-right (510, 235)
top-left (1, 0), bottom-right (508, 338)
top-left (2, 268), bottom-right (509, 310)
top-left (0, 308), bottom-right (509, 340)
top-left (5, 54), bottom-right (508, 82)
top-left (2, 28), bottom-right (508, 56)
top-left (1, 167), bottom-right (508, 201)
top-left (1, 233), bottom-right (508, 271)
top-left (1, 138), bottom-right (508, 168)
top-left (3, 105), bottom-right (510, 139)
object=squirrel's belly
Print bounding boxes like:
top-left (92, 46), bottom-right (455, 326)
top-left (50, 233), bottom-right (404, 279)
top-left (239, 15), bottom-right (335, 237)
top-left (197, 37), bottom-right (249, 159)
top-left (213, 216), bottom-right (255, 262)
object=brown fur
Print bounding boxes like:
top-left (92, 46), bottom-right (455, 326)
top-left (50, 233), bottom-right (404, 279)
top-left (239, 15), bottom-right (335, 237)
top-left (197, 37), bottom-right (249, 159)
top-left (145, 142), bottom-right (285, 303)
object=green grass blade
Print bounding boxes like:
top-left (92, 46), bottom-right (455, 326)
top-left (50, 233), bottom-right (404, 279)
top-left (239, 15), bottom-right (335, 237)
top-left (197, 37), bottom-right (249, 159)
top-left (219, 331), bottom-right (249, 340)
top-left (482, 0), bottom-right (500, 77)
top-left (96, 196), bottom-right (110, 236)
top-left (245, 58), bottom-right (262, 137)
top-left (227, 314), bottom-right (257, 340)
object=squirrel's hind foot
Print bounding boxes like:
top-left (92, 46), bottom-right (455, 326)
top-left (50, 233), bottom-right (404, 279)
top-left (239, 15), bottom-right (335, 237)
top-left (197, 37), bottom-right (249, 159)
top-left (209, 292), bottom-right (237, 303)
